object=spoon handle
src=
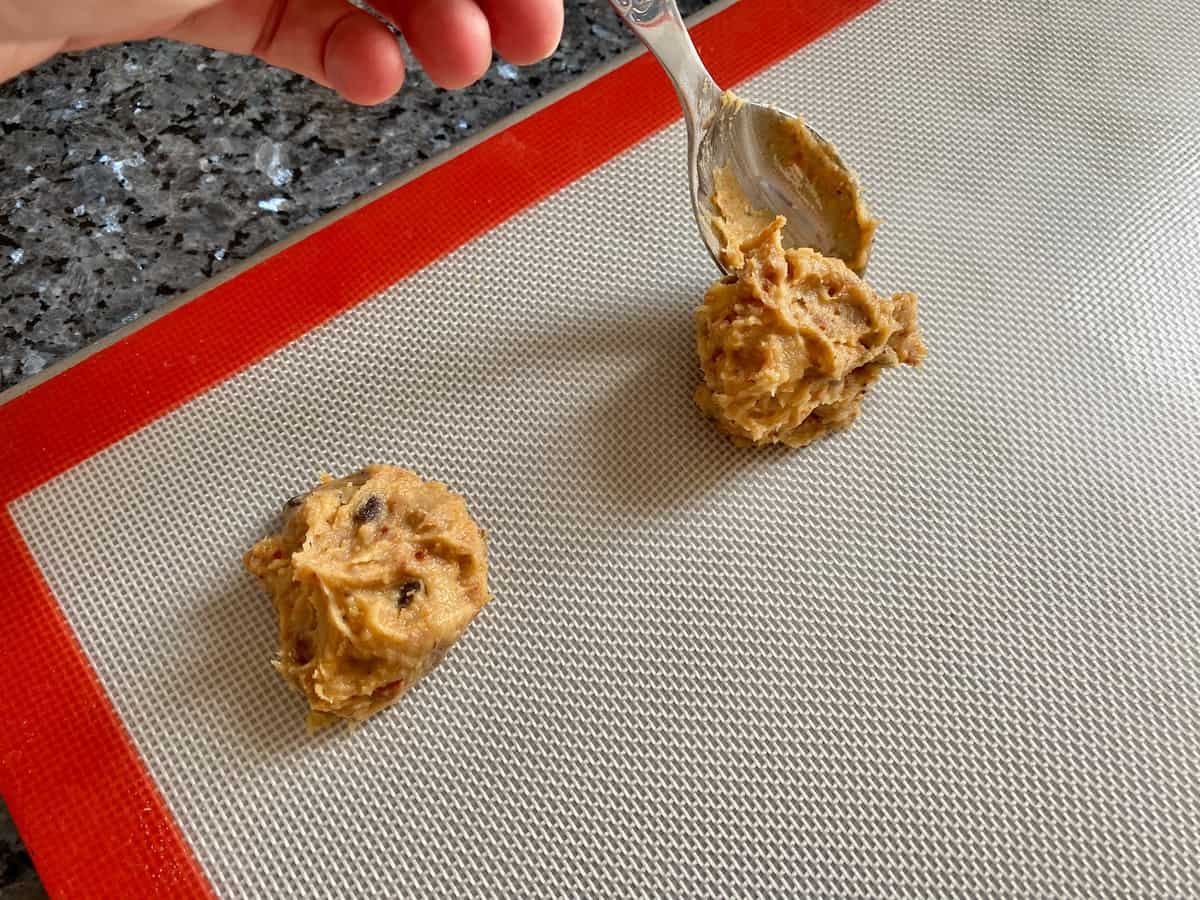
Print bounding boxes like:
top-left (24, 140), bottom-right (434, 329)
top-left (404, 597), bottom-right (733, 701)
top-left (607, 0), bottom-right (720, 130)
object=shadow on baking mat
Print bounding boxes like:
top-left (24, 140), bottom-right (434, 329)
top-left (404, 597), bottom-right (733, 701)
top-left (583, 358), bottom-right (750, 514)
top-left (151, 563), bottom-right (344, 760)
top-left (476, 287), bottom-right (760, 516)
top-left (572, 297), bottom-right (759, 515)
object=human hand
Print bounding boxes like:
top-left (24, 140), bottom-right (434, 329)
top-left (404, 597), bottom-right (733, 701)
top-left (0, 0), bottom-right (564, 104)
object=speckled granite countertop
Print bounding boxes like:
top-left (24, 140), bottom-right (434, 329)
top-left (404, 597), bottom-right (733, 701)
top-left (0, 1), bottom-right (712, 894)
top-left (0, 0), bottom-right (713, 392)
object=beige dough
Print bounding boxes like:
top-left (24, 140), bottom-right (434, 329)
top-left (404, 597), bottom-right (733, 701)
top-left (694, 219), bottom-right (926, 448)
top-left (697, 99), bottom-right (925, 449)
top-left (708, 96), bottom-right (877, 275)
top-left (245, 465), bottom-right (490, 728)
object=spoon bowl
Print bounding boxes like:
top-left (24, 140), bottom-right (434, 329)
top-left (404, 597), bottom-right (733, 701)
top-left (608, 0), bottom-right (875, 273)
top-left (696, 96), bottom-right (876, 274)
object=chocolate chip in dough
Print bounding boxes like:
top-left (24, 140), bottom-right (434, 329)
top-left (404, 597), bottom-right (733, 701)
top-left (293, 638), bottom-right (313, 665)
top-left (396, 580), bottom-right (423, 610)
top-left (354, 494), bottom-right (384, 524)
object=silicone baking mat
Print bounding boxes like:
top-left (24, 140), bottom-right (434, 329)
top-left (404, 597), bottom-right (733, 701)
top-left (3, 0), bottom-right (1199, 896)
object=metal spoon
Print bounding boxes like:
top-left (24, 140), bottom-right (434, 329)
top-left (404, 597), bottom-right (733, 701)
top-left (607, 0), bottom-right (876, 274)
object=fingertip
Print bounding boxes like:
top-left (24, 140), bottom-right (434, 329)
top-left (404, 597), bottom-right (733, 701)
top-left (480, 0), bottom-right (563, 65)
top-left (395, 0), bottom-right (492, 90)
top-left (324, 14), bottom-right (406, 105)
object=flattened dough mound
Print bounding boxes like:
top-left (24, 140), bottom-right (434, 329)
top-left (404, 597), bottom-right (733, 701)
top-left (695, 220), bottom-right (926, 448)
top-left (245, 465), bottom-right (490, 727)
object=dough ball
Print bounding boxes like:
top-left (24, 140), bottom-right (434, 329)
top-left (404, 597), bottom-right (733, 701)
top-left (695, 220), bottom-right (926, 448)
top-left (245, 465), bottom-right (490, 728)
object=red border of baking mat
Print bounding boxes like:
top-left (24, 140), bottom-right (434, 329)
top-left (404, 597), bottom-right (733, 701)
top-left (0, 1), bottom-right (879, 895)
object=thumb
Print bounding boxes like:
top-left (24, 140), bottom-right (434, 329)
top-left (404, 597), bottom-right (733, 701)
top-left (0, 0), bottom-right (216, 43)
top-left (0, 37), bottom-right (63, 82)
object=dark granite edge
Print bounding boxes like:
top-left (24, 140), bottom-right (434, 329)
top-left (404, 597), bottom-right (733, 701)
top-left (0, 37), bottom-right (651, 407)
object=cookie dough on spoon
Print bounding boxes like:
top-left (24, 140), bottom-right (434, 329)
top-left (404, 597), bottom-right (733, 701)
top-left (696, 95), bottom-right (926, 448)
top-left (703, 92), bottom-right (878, 274)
